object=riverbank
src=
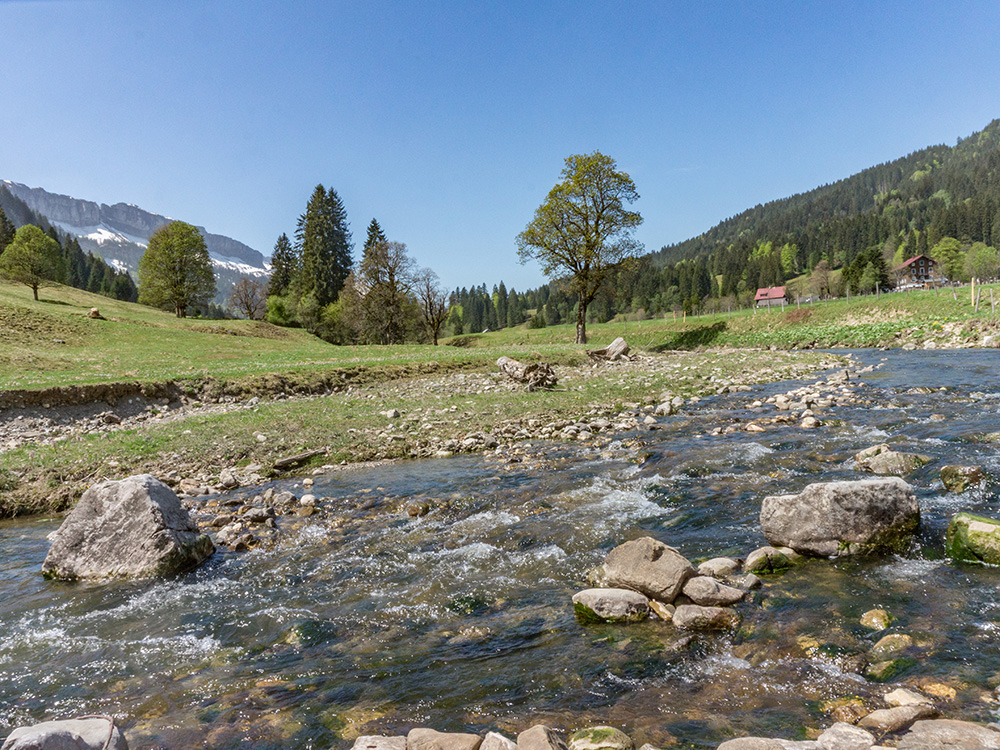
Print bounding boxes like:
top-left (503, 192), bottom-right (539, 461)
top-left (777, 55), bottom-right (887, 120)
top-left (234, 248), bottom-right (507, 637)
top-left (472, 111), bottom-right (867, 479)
top-left (0, 347), bottom-right (846, 518)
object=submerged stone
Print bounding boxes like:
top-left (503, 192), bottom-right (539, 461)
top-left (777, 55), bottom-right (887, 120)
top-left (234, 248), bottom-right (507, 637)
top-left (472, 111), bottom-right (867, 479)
top-left (940, 465), bottom-right (985, 493)
top-left (743, 546), bottom-right (793, 574)
top-left (946, 512), bottom-right (1000, 565)
top-left (859, 608), bottom-right (893, 631)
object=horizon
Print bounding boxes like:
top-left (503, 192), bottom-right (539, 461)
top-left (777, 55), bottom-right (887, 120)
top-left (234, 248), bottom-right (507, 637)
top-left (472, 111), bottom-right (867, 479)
top-left (3, 1), bottom-right (1000, 292)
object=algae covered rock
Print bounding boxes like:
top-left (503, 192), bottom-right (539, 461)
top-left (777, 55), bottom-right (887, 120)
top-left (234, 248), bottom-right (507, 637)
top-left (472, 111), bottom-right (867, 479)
top-left (946, 512), bottom-right (1000, 565)
top-left (940, 465), bottom-right (985, 493)
top-left (856, 444), bottom-right (932, 476)
top-left (860, 608), bottom-right (893, 631)
top-left (567, 727), bottom-right (633, 750)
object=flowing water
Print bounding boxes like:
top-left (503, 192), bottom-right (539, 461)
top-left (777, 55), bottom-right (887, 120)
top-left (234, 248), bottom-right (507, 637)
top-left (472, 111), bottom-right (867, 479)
top-left (3, 350), bottom-right (1000, 748)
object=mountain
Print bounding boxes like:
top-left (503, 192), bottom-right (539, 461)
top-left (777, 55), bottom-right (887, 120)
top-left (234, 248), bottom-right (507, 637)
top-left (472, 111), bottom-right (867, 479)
top-left (0, 180), bottom-right (270, 302)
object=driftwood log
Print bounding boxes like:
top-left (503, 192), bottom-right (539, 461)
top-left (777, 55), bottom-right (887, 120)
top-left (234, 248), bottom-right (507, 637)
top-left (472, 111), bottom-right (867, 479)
top-left (496, 356), bottom-right (558, 389)
top-left (587, 336), bottom-right (631, 361)
top-left (273, 449), bottom-right (327, 470)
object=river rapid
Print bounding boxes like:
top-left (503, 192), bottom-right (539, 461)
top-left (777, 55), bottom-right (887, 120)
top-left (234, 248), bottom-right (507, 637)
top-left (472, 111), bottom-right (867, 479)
top-left (2, 349), bottom-right (1000, 749)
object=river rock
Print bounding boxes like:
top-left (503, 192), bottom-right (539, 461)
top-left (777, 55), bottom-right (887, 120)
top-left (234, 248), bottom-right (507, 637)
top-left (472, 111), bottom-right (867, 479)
top-left (672, 604), bottom-right (740, 630)
top-left (42, 474), bottom-right (215, 580)
top-left (870, 633), bottom-right (912, 659)
top-left (884, 687), bottom-right (931, 707)
top-left (860, 608), bottom-right (892, 631)
top-left (354, 737), bottom-right (408, 750)
top-left (858, 704), bottom-right (938, 734)
top-left (744, 546), bottom-right (794, 574)
top-left (946, 512), bottom-right (1000, 565)
top-left (593, 537), bottom-right (695, 603)
top-left (698, 557), bottom-right (741, 578)
top-left (681, 576), bottom-right (745, 606)
top-left (855, 444), bottom-right (931, 476)
top-left (715, 739), bottom-right (816, 749)
top-left (481, 733), bottom-right (516, 750)
top-left (940, 465), bottom-right (985, 493)
top-left (408, 728), bottom-right (482, 750)
top-left (567, 726), bottom-right (633, 750)
top-left (896, 719), bottom-right (1000, 749)
top-left (572, 588), bottom-right (650, 623)
top-left (759, 478), bottom-right (919, 556)
top-left (518, 725), bottom-right (568, 750)
top-left (815, 722), bottom-right (874, 749)
top-left (1, 718), bottom-right (129, 750)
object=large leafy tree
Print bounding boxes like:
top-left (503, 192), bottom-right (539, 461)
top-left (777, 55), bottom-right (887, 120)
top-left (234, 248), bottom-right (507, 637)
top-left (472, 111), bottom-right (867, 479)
top-left (296, 185), bottom-right (352, 306)
top-left (0, 224), bottom-right (63, 300)
top-left (516, 151), bottom-right (643, 343)
top-left (268, 233), bottom-right (297, 296)
top-left (357, 239), bottom-right (416, 344)
top-left (138, 221), bottom-right (217, 317)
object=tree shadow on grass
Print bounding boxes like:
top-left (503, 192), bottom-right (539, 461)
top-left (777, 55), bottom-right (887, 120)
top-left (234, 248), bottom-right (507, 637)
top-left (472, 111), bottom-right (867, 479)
top-left (650, 321), bottom-right (727, 351)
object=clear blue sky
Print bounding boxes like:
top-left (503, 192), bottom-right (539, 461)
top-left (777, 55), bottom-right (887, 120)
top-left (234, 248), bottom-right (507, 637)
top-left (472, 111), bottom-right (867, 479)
top-left (3, 1), bottom-right (1000, 292)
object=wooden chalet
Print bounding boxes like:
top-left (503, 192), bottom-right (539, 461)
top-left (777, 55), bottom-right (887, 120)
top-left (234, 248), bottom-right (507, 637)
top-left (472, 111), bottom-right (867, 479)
top-left (894, 254), bottom-right (939, 287)
top-left (754, 286), bottom-right (787, 308)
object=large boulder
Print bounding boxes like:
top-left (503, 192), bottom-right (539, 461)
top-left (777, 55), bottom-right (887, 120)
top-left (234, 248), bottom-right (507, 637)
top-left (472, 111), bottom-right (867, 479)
top-left (1, 718), bottom-right (128, 750)
top-left (591, 537), bottom-right (695, 603)
top-left (42, 474), bottom-right (215, 580)
top-left (896, 719), bottom-right (1000, 749)
top-left (517, 726), bottom-right (567, 750)
top-left (760, 478), bottom-right (919, 556)
top-left (567, 727), bottom-right (633, 750)
top-left (946, 512), bottom-right (1000, 565)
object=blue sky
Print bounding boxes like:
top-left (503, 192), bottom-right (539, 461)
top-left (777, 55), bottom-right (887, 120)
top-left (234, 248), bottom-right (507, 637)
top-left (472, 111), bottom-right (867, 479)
top-left (3, 1), bottom-right (1000, 292)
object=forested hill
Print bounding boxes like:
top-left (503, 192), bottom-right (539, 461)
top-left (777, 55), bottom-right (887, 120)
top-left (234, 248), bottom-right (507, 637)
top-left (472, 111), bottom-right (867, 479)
top-left (651, 118), bottom-right (1000, 291)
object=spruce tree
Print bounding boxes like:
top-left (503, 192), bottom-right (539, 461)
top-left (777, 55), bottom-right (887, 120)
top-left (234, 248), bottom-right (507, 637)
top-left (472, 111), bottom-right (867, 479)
top-left (296, 185), bottom-right (352, 306)
top-left (0, 204), bottom-right (14, 255)
top-left (269, 233), bottom-right (297, 296)
top-left (364, 218), bottom-right (387, 251)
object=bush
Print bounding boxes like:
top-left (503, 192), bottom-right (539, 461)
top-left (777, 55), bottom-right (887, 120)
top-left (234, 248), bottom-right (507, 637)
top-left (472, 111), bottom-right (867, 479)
top-left (528, 312), bottom-right (547, 329)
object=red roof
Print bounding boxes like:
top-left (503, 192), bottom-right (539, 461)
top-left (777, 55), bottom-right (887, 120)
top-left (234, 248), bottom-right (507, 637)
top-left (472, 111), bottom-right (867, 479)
top-left (896, 254), bottom-right (935, 270)
top-left (754, 286), bottom-right (786, 301)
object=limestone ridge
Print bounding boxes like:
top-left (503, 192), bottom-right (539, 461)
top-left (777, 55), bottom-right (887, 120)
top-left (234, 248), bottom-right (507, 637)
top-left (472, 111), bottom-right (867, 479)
top-left (1, 180), bottom-right (270, 301)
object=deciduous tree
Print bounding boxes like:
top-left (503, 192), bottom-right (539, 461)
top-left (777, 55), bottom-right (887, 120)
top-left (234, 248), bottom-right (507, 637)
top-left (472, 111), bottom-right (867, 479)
top-left (415, 268), bottom-right (449, 345)
top-left (138, 221), bottom-right (217, 317)
top-left (357, 239), bottom-right (416, 344)
top-left (516, 152), bottom-right (643, 343)
top-left (228, 276), bottom-right (269, 319)
top-left (0, 224), bottom-right (63, 300)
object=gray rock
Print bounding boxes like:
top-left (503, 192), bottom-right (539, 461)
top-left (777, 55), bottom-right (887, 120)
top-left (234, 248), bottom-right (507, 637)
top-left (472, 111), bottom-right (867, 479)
top-left (744, 546), bottom-right (793, 574)
top-left (815, 722), bottom-right (874, 750)
top-left (760, 478), bottom-right (919, 556)
top-left (698, 557), bottom-right (741, 578)
top-left (858, 704), bottom-right (938, 734)
top-left (572, 588), bottom-right (650, 623)
top-left (716, 740), bottom-right (817, 749)
top-left (595, 537), bottom-right (695, 603)
top-left (408, 729), bottom-right (482, 750)
top-left (672, 604), bottom-right (740, 630)
top-left (518, 726), bottom-right (568, 750)
top-left (855, 444), bottom-right (931, 476)
top-left (883, 688), bottom-right (931, 707)
top-left (681, 576), bottom-right (745, 606)
top-left (218, 468), bottom-right (238, 489)
top-left (42, 474), bottom-right (214, 580)
top-left (567, 726), bottom-right (633, 750)
top-left (2, 718), bottom-right (128, 750)
top-left (896, 719), bottom-right (1000, 749)
top-left (353, 737), bottom-right (408, 750)
top-left (481, 733), bottom-right (517, 750)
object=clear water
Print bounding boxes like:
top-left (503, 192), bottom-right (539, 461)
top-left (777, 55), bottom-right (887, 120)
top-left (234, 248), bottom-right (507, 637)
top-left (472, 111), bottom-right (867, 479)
top-left (3, 350), bottom-right (1000, 748)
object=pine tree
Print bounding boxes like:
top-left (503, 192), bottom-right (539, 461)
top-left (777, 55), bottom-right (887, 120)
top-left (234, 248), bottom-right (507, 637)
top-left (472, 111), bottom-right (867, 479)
top-left (364, 218), bottom-right (387, 251)
top-left (269, 233), bottom-right (297, 296)
top-left (296, 185), bottom-right (353, 306)
top-left (0, 204), bottom-right (14, 255)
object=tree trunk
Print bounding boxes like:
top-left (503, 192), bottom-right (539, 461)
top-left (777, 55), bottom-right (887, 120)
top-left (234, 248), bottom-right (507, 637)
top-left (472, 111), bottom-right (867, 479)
top-left (575, 302), bottom-right (587, 344)
top-left (32, 284), bottom-right (38, 301)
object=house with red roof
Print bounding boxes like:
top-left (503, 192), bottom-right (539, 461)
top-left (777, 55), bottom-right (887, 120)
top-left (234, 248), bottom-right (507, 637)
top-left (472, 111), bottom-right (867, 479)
top-left (754, 286), bottom-right (787, 308)
top-left (894, 254), bottom-right (939, 288)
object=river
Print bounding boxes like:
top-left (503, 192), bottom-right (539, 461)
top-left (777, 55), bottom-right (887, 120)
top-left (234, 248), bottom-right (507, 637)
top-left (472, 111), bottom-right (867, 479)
top-left (2, 349), bottom-right (999, 748)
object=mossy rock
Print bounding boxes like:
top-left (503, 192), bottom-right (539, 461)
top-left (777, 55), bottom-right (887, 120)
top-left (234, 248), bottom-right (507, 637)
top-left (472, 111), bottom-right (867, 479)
top-left (940, 465), bottom-right (985, 493)
top-left (865, 656), bottom-right (917, 683)
top-left (568, 726), bottom-right (634, 750)
top-left (946, 512), bottom-right (1000, 565)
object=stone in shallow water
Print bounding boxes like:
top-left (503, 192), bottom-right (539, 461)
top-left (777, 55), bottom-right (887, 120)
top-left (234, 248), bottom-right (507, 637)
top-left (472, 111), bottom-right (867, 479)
top-left (858, 704), bottom-right (938, 734)
top-left (408, 728), bottom-right (482, 750)
top-left (940, 465), bottom-right (985, 493)
top-left (518, 726), bottom-right (568, 750)
top-left (671, 604), bottom-right (740, 630)
top-left (1, 718), bottom-right (129, 750)
top-left (572, 588), bottom-right (650, 624)
top-left (946, 512), bottom-right (1000, 565)
top-left (42, 473), bottom-right (214, 580)
top-left (815, 722), bottom-right (874, 750)
top-left (353, 737), bottom-right (407, 750)
top-left (681, 575), bottom-right (745, 606)
top-left (870, 632), bottom-right (913, 660)
top-left (884, 687), bottom-right (931, 707)
top-left (760, 478), bottom-right (919, 557)
top-left (480, 733), bottom-right (516, 750)
top-left (860, 608), bottom-right (892, 631)
top-left (697, 557), bottom-right (741, 578)
top-left (744, 546), bottom-right (793, 574)
top-left (594, 537), bottom-right (695, 603)
top-left (896, 719), bottom-right (1000, 750)
top-left (567, 726), bottom-right (634, 750)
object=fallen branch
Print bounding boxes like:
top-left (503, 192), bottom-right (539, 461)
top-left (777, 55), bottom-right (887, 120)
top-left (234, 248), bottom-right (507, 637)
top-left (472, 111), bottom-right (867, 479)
top-left (273, 449), bottom-right (327, 471)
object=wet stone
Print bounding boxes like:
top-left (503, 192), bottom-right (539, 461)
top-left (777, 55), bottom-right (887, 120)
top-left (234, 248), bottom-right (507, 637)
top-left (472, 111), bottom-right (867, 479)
top-left (567, 726), bottom-right (633, 750)
top-left (858, 704), bottom-right (938, 734)
top-left (681, 575), bottom-right (745, 606)
top-left (860, 608), bottom-right (892, 631)
top-left (518, 726), bottom-right (568, 750)
top-left (408, 728), bottom-right (482, 750)
top-left (353, 737), bottom-right (407, 750)
top-left (572, 588), bottom-right (650, 624)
